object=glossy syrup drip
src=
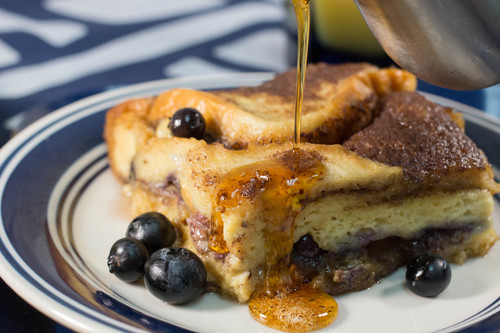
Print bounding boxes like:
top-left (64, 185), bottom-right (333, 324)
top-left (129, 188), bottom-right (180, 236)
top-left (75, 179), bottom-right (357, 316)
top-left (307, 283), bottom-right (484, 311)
top-left (249, 0), bottom-right (339, 329)
top-left (210, 149), bottom-right (323, 260)
top-left (209, 160), bottom-right (279, 254)
top-left (209, 150), bottom-right (338, 332)
top-left (210, 0), bottom-right (339, 331)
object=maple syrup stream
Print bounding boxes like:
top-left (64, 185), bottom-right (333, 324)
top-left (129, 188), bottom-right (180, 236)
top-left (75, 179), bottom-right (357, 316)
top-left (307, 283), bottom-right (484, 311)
top-left (293, 0), bottom-right (309, 150)
top-left (248, 1), bottom-right (338, 332)
top-left (250, 0), bottom-right (338, 331)
top-left (210, 0), bottom-right (338, 331)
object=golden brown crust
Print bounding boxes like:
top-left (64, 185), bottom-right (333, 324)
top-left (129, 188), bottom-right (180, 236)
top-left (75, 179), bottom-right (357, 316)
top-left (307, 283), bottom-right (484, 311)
top-left (223, 63), bottom-right (374, 101)
top-left (141, 63), bottom-right (416, 148)
top-left (343, 92), bottom-right (495, 188)
top-left (104, 97), bottom-right (155, 181)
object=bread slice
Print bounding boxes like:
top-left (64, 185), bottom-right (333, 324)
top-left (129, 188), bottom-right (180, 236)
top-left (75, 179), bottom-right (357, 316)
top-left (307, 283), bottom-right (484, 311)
top-left (104, 63), bottom-right (499, 302)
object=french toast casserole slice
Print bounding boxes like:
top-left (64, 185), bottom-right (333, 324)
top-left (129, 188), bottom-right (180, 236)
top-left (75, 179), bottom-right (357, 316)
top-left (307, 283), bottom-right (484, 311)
top-left (104, 63), bottom-right (499, 302)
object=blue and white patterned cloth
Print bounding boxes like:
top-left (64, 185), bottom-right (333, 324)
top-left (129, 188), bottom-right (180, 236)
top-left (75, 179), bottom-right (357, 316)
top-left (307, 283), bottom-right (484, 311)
top-left (0, 0), bottom-right (292, 145)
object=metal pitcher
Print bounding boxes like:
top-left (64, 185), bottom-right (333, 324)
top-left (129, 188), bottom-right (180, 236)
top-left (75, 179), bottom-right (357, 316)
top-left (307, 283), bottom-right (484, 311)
top-left (354, 0), bottom-right (500, 90)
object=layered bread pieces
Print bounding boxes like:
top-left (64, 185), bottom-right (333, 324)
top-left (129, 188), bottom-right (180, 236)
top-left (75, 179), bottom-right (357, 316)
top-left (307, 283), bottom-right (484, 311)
top-left (104, 63), bottom-right (499, 302)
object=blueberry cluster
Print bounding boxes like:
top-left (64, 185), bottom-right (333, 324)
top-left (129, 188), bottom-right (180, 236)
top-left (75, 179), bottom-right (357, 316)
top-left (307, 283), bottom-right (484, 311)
top-left (107, 212), bottom-right (207, 305)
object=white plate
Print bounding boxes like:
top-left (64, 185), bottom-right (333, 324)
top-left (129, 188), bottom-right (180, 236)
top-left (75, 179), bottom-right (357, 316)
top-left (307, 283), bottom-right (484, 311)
top-left (0, 73), bottom-right (499, 333)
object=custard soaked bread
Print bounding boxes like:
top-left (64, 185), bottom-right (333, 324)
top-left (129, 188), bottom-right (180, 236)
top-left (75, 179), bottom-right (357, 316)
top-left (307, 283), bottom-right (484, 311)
top-left (104, 63), bottom-right (499, 302)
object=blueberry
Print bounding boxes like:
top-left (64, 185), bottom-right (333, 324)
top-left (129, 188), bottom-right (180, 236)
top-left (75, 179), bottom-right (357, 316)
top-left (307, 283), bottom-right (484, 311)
top-left (144, 247), bottom-right (207, 304)
top-left (126, 212), bottom-right (176, 254)
top-left (107, 237), bottom-right (149, 283)
top-left (406, 253), bottom-right (451, 297)
top-left (169, 107), bottom-right (206, 140)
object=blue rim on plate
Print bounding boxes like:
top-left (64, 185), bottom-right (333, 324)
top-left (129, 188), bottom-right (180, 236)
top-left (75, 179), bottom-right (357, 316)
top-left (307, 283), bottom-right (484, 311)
top-left (0, 74), bottom-right (499, 333)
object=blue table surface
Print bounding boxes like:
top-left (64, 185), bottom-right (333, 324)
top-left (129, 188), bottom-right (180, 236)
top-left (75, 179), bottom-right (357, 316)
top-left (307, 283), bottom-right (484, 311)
top-left (0, 1), bottom-right (498, 332)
